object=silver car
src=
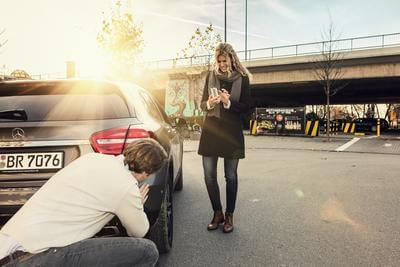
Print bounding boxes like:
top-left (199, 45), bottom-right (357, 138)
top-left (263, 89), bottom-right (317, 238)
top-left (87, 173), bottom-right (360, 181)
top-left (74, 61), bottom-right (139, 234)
top-left (0, 79), bottom-right (183, 253)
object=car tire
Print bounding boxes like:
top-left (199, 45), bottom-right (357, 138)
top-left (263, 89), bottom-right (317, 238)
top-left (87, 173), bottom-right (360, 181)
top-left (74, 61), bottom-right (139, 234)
top-left (147, 184), bottom-right (173, 254)
top-left (174, 166), bottom-right (183, 191)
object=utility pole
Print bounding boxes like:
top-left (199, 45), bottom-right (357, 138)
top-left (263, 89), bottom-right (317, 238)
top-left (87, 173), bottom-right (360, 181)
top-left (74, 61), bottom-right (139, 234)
top-left (245, 0), bottom-right (247, 60)
top-left (224, 0), bottom-right (227, 42)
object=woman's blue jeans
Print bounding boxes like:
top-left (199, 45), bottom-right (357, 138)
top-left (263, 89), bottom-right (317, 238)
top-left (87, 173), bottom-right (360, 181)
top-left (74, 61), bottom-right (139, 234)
top-left (202, 156), bottom-right (239, 213)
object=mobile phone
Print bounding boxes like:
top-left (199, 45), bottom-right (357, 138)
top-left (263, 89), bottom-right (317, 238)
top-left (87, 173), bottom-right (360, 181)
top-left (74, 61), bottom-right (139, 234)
top-left (210, 87), bottom-right (218, 97)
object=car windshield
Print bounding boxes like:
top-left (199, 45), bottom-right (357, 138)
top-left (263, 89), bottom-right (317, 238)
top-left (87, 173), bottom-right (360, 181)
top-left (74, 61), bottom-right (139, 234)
top-left (0, 81), bottom-right (131, 121)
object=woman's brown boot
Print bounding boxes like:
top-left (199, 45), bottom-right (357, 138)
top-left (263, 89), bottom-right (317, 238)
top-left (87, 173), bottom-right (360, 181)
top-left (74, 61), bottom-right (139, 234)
top-left (207, 210), bottom-right (224, 230)
top-left (223, 212), bottom-right (234, 233)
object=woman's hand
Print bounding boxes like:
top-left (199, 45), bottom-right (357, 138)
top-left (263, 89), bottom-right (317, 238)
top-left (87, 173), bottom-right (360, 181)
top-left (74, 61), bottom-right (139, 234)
top-left (219, 89), bottom-right (230, 105)
top-left (139, 184), bottom-right (150, 204)
top-left (208, 95), bottom-right (221, 108)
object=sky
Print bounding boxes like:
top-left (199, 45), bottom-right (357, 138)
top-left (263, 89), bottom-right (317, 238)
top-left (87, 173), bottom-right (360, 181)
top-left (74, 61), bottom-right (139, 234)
top-left (0, 0), bottom-right (399, 77)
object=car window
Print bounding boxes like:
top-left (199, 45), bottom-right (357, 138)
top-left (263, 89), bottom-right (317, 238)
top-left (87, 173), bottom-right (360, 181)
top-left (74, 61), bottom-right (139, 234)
top-left (0, 81), bottom-right (131, 121)
top-left (149, 94), bottom-right (171, 124)
top-left (138, 91), bottom-right (164, 123)
top-left (147, 94), bottom-right (171, 124)
top-left (157, 104), bottom-right (172, 125)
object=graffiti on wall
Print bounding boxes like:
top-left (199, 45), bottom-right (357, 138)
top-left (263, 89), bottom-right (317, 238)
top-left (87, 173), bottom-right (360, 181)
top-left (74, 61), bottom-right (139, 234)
top-left (165, 75), bottom-right (206, 118)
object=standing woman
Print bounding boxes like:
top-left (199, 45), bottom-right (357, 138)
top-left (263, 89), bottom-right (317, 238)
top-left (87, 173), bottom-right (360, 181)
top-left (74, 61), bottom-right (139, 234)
top-left (198, 42), bottom-right (251, 233)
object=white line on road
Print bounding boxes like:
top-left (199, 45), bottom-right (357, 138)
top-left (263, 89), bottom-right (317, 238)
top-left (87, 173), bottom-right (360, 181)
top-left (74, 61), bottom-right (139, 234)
top-left (335, 137), bottom-right (361, 152)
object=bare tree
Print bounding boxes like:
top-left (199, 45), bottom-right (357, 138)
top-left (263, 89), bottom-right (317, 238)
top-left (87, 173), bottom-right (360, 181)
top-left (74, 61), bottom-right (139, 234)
top-left (311, 23), bottom-right (347, 138)
top-left (384, 104), bottom-right (392, 120)
top-left (351, 104), bottom-right (363, 119)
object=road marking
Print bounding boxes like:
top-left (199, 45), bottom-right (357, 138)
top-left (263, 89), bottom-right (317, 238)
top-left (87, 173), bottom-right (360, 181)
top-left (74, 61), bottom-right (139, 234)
top-left (335, 137), bottom-right (360, 152)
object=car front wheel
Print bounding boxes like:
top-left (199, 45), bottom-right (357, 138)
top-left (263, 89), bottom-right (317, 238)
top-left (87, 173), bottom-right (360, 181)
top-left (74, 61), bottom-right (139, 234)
top-left (147, 184), bottom-right (173, 253)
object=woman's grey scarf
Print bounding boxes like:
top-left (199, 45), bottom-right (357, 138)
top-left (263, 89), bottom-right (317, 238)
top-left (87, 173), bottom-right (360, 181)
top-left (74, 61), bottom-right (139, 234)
top-left (207, 70), bottom-right (242, 118)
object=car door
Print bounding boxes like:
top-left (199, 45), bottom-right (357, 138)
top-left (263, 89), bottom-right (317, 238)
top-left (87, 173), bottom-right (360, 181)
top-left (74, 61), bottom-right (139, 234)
top-left (137, 90), bottom-right (182, 182)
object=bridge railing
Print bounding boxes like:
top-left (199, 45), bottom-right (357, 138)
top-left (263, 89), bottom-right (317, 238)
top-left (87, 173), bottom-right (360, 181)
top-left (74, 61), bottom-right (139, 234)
top-left (30, 72), bottom-right (65, 80)
top-left (139, 32), bottom-right (400, 70)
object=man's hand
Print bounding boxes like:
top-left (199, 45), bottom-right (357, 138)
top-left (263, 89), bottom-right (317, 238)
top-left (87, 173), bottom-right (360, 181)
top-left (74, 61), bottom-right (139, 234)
top-left (139, 184), bottom-right (150, 204)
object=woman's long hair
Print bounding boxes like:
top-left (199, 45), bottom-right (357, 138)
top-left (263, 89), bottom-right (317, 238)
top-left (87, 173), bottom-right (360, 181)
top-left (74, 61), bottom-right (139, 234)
top-left (213, 42), bottom-right (252, 80)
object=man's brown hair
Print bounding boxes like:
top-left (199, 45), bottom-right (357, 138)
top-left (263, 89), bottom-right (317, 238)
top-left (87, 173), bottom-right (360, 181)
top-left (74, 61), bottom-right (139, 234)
top-left (123, 139), bottom-right (168, 174)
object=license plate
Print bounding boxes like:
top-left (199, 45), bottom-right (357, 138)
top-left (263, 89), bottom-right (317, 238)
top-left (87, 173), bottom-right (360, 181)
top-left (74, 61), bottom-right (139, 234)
top-left (0, 152), bottom-right (64, 172)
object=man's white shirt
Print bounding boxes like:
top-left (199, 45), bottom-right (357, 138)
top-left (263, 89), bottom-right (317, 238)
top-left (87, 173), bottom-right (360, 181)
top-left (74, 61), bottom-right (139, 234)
top-left (0, 153), bottom-right (148, 258)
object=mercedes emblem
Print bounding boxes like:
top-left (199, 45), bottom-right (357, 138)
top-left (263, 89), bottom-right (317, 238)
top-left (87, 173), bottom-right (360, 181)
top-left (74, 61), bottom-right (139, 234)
top-left (11, 128), bottom-right (25, 140)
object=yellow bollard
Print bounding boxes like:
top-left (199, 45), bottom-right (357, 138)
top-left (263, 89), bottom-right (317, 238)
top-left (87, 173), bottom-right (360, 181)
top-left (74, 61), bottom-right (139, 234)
top-left (311, 120), bottom-right (319, 137)
top-left (251, 120), bottom-right (258, 136)
top-left (305, 121), bottom-right (311, 135)
top-left (350, 123), bottom-right (355, 133)
top-left (344, 123), bottom-right (350, 133)
top-left (377, 118), bottom-right (380, 137)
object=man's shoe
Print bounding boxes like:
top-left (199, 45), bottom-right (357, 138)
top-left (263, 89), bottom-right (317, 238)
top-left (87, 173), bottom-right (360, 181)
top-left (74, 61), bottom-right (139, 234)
top-left (223, 212), bottom-right (234, 233)
top-left (207, 210), bottom-right (224, 230)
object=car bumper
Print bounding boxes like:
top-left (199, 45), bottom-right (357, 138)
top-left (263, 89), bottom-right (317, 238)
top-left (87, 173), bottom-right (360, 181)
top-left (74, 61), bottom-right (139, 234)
top-left (0, 187), bottom-right (38, 215)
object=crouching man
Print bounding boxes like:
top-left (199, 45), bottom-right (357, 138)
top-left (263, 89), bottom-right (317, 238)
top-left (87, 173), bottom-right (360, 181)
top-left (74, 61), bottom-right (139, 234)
top-left (0, 139), bottom-right (167, 267)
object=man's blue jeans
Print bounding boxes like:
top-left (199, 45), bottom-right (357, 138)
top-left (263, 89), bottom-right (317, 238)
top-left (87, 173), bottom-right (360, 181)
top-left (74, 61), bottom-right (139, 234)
top-left (202, 156), bottom-right (239, 213)
top-left (8, 237), bottom-right (158, 267)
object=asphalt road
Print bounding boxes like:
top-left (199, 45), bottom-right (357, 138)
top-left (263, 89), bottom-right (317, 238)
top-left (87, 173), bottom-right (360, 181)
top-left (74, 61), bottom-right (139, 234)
top-left (158, 143), bottom-right (400, 266)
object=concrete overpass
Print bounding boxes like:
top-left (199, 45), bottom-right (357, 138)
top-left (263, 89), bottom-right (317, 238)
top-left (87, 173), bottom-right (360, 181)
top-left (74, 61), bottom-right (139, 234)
top-left (141, 33), bottom-right (400, 109)
top-left (246, 46), bottom-right (400, 106)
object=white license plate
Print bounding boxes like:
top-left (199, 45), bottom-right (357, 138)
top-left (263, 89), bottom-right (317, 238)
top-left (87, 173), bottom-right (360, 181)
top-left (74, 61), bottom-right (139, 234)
top-left (0, 152), bottom-right (64, 172)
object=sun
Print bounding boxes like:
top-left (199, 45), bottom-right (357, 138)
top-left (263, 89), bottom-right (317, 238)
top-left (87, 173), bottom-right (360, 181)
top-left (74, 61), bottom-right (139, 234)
top-left (76, 48), bottom-right (109, 79)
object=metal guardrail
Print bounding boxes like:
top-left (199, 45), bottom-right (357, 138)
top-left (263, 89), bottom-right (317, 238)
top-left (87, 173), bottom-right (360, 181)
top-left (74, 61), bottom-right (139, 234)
top-left (1, 73), bottom-right (65, 81)
top-left (30, 73), bottom-right (65, 80)
top-left (22, 32), bottom-right (400, 79)
top-left (138, 32), bottom-right (400, 70)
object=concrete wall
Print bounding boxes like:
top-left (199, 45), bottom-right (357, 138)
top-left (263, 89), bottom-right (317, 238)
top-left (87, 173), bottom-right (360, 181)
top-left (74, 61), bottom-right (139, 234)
top-left (251, 62), bottom-right (400, 85)
top-left (248, 46), bottom-right (400, 85)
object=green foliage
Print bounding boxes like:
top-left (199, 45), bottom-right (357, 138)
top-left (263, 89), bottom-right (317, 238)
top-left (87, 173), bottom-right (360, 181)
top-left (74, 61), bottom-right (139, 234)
top-left (177, 24), bottom-right (222, 65)
top-left (97, 0), bottom-right (143, 65)
top-left (10, 69), bottom-right (31, 79)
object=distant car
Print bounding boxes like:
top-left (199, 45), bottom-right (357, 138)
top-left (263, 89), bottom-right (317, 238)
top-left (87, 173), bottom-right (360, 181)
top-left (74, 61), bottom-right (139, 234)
top-left (0, 79), bottom-right (183, 253)
top-left (353, 118), bottom-right (389, 132)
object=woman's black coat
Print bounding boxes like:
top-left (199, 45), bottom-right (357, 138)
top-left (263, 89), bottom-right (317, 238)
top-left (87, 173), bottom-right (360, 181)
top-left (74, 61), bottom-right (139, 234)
top-left (197, 72), bottom-right (250, 159)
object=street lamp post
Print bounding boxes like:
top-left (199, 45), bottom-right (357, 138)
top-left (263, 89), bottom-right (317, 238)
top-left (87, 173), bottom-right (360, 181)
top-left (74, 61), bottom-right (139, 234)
top-left (224, 0), bottom-right (227, 42)
top-left (245, 0), bottom-right (247, 60)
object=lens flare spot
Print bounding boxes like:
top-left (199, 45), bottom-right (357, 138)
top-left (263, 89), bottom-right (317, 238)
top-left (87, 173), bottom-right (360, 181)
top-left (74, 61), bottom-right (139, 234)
top-left (295, 189), bottom-right (304, 198)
